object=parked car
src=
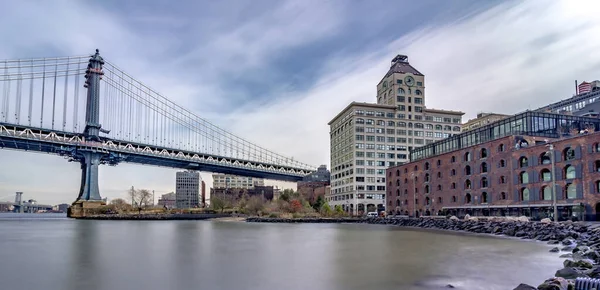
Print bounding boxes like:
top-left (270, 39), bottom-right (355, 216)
top-left (366, 212), bottom-right (378, 218)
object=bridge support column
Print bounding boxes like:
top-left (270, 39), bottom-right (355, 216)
top-left (68, 151), bottom-right (105, 218)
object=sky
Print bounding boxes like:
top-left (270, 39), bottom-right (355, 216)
top-left (1, 0), bottom-right (600, 205)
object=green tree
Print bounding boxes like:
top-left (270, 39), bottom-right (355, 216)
top-left (312, 195), bottom-right (325, 211)
top-left (320, 203), bottom-right (332, 217)
top-left (334, 205), bottom-right (345, 216)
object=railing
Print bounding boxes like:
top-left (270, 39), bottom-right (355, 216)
top-left (575, 277), bottom-right (600, 290)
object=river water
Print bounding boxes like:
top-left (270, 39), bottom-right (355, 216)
top-left (0, 213), bottom-right (562, 290)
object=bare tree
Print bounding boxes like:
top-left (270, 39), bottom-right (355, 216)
top-left (211, 194), bottom-right (232, 213)
top-left (109, 198), bottom-right (131, 212)
top-left (128, 187), bottom-right (153, 214)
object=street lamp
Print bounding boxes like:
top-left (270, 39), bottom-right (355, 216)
top-left (411, 172), bottom-right (417, 217)
top-left (547, 144), bottom-right (558, 222)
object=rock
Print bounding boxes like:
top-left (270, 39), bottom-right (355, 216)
top-left (550, 247), bottom-right (560, 253)
top-left (548, 240), bottom-right (559, 245)
top-left (561, 245), bottom-right (576, 252)
top-left (538, 277), bottom-right (569, 290)
top-left (562, 238), bottom-right (575, 246)
top-left (563, 259), bottom-right (593, 269)
top-left (445, 284), bottom-right (455, 288)
top-left (464, 214), bottom-right (471, 220)
top-left (517, 216), bottom-right (529, 222)
top-left (559, 253), bottom-right (573, 258)
top-left (513, 283), bottom-right (536, 290)
top-left (555, 267), bottom-right (587, 279)
top-left (573, 245), bottom-right (590, 253)
top-left (541, 218), bottom-right (552, 223)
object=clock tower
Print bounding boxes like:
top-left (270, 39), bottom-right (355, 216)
top-left (376, 55), bottom-right (425, 115)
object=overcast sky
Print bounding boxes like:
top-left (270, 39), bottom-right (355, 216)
top-left (1, 0), bottom-right (599, 205)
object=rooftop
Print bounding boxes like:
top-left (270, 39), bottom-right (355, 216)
top-left (424, 108), bottom-right (465, 116)
top-left (328, 101), bottom-right (396, 125)
top-left (378, 54), bottom-right (424, 85)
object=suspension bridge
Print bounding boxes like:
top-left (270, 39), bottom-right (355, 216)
top-left (0, 50), bottom-right (316, 215)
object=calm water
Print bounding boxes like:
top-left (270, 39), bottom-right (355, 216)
top-left (0, 213), bottom-right (562, 290)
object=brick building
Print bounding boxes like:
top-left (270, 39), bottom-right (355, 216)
top-left (386, 111), bottom-right (600, 221)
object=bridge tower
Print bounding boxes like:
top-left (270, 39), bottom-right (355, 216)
top-left (67, 50), bottom-right (122, 218)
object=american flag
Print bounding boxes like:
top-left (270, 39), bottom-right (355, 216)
top-left (578, 82), bottom-right (592, 94)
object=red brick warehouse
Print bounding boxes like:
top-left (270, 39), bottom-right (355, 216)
top-left (386, 111), bottom-right (600, 221)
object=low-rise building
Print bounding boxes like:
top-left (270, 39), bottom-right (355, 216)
top-left (158, 192), bottom-right (176, 208)
top-left (298, 165), bottom-right (330, 204)
top-left (386, 111), bottom-right (600, 221)
top-left (462, 112), bottom-right (510, 132)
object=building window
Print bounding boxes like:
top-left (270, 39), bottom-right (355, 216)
top-left (404, 178), bottom-right (408, 184)
top-left (541, 169), bottom-right (552, 182)
top-left (451, 169), bottom-right (456, 176)
top-left (464, 152), bottom-right (471, 162)
top-left (437, 160), bottom-right (441, 166)
top-left (501, 192), bottom-right (506, 200)
top-left (453, 126), bottom-right (461, 132)
top-left (565, 165), bottom-right (576, 179)
top-left (481, 177), bottom-right (488, 188)
top-left (521, 188), bottom-right (530, 201)
top-left (565, 183), bottom-right (576, 199)
top-left (451, 182), bottom-right (456, 189)
top-left (451, 156), bottom-right (456, 163)
top-left (480, 148), bottom-right (488, 158)
top-left (481, 162), bottom-right (488, 173)
top-left (595, 143), bottom-right (600, 152)
top-left (396, 189), bottom-right (400, 197)
top-left (540, 152), bottom-right (551, 165)
top-left (596, 180), bottom-right (600, 193)
top-left (398, 88), bottom-right (405, 95)
top-left (425, 185), bottom-right (430, 194)
top-left (481, 192), bottom-right (488, 203)
top-left (519, 157), bottom-right (528, 168)
top-left (465, 165), bottom-right (471, 175)
top-left (498, 144), bottom-right (505, 152)
top-left (499, 159), bottom-right (506, 167)
top-left (520, 172), bottom-right (529, 184)
top-left (437, 172), bottom-right (441, 178)
top-left (595, 160), bottom-right (600, 172)
top-left (437, 184), bottom-right (442, 191)
top-left (451, 196), bottom-right (457, 203)
top-left (425, 162), bottom-right (430, 170)
top-left (542, 186), bottom-right (552, 200)
top-left (425, 173), bottom-right (430, 182)
top-left (564, 147), bottom-right (575, 161)
top-left (465, 179), bottom-right (472, 189)
top-left (500, 176), bottom-right (506, 184)
top-left (438, 197), bottom-right (443, 204)
top-left (465, 193), bottom-right (472, 204)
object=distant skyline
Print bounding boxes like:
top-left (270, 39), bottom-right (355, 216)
top-left (1, 0), bottom-right (600, 205)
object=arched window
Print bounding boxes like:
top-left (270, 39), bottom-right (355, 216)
top-left (521, 188), bottom-right (530, 201)
top-left (425, 185), bottom-right (430, 194)
top-left (542, 186), bottom-right (552, 200)
top-left (408, 123), bottom-right (413, 128)
top-left (451, 169), bottom-right (456, 176)
top-left (414, 165), bottom-right (418, 171)
top-left (500, 176), bottom-right (506, 184)
top-left (565, 165), bottom-right (576, 179)
top-left (519, 156), bottom-right (528, 168)
top-left (415, 89), bottom-right (422, 95)
top-left (451, 156), bottom-right (456, 163)
top-left (404, 178), bottom-right (408, 184)
top-left (396, 189), bottom-right (400, 196)
top-left (356, 118), bottom-right (365, 124)
top-left (435, 125), bottom-right (443, 130)
top-left (498, 144), bottom-right (505, 152)
top-left (501, 192), bottom-right (506, 200)
top-left (481, 162), bottom-right (488, 173)
top-left (398, 122), bottom-right (407, 127)
top-left (596, 143), bottom-right (600, 152)
top-left (453, 126), bottom-right (461, 132)
top-left (566, 183), bottom-right (577, 199)
top-left (438, 197), bottom-right (443, 204)
top-left (388, 200), bottom-right (392, 206)
top-left (396, 179), bottom-right (400, 186)
top-left (404, 168), bottom-right (408, 173)
top-left (499, 159), bottom-right (506, 167)
top-left (541, 169), bottom-right (552, 182)
top-left (405, 199), bottom-right (408, 205)
top-left (465, 165), bottom-right (471, 175)
top-left (564, 147), bottom-right (575, 161)
top-left (383, 81), bottom-right (388, 88)
top-left (437, 160), bottom-right (441, 166)
top-left (389, 181), bottom-right (392, 186)
top-left (465, 193), bottom-right (472, 204)
top-left (396, 169), bottom-right (400, 176)
top-left (404, 189), bottom-right (408, 195)
top-left (540, 152), bottom-right (551, 165)
top-left (451, 196), bottom-right (457, 203)
top-left (398, 88), bottom-right (405, 95)
top-left (437, 184), bottom-right (442, 191)
top-left (595, 160), bottom-right (600, 172)
top-left (464, 152), bottom-right (471, 162)
top-left (482, 192), bottom-right (488, 203)
top-left (451, 182), bottom-right (456, 189)
top-left (425, 162), bottom-right (430, 170)
top-left (425, 173), bottom-right (430, 182)
top-left (596, 180), bottom-right (600, 193)
top-left (388, 171), bottom-right (392, 177)
top-left (480, 148), bottom-right (488, 158)
top-left (426, 197), bottom-right (431, 205)
top-left (481, 177), bottom-right (488, 188)
top-left (520, 171), bottom-right (529, 184)
top-left (465, 179), bottom-right (472, 189)
top-left (396, 200), bottom-right (401, 206)
top-left (437, 172), bottom-right (442, 178)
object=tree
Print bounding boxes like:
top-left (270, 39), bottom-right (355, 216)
top-left (246, 195), bottom-right (265, 215)
top-left (334, 205), bottom-right (345, 216)
top-left (109, 198), bottom-right (131, 212)
top-left (211, 194), bottom-right (231, 213)
top-left (320, 203), bottom-right (332, 217)
top-left (312, 195), bottom-right (325, 211)
top-left (128, 187), bottom-right (153, 214)
top-left (289, 199), bottom-right (303, 213)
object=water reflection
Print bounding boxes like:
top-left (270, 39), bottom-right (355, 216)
top-left (0, 216), bottom-right (562, 290)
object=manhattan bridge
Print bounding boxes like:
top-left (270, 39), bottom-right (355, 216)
top-left (0, 50), bottom-right (316, 208)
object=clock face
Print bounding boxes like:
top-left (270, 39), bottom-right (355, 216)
top-left (404, 76), bottom-right (415, 87)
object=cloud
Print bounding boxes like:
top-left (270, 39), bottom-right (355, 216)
top-left (2, 0), bottom-right (600, 204)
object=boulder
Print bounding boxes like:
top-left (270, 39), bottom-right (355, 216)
top-left (540, 218), bottom-right (552, 223)
top-left (559, 253), bottom-right (573, 258)
top-left (449, 216), bottom-right (459, 221)
top-left (563, 259), bottom-right (593, 269)
top-left (555, 267), bottom-right (587, 279)
top-left (517, 216), bottom-right (529, 222)
top-left (549, 247), bottom-right (560, 253)
top-left (464, 214), bottom-right (471, 220)
top-left (562, 238), bottom-right (574, 246)
top-left (561, 245), bottom-right (576, 252)
top-left (537, 277), bottom-right (569, 290)
top-left (512, 283), bottom-right (536, 290)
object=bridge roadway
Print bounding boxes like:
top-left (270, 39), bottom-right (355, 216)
top-left (0, 122), bottom-right (310, 182)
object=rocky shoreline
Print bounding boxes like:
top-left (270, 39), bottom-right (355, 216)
top-left (246, 216), bottom-right (600, 289)
top-left (76, 213), bottom-right (233, 220)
